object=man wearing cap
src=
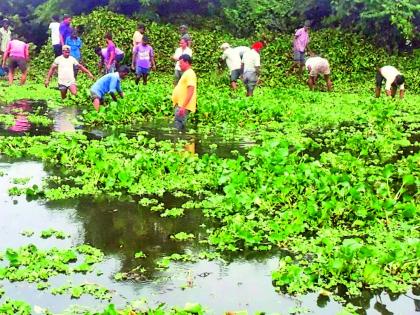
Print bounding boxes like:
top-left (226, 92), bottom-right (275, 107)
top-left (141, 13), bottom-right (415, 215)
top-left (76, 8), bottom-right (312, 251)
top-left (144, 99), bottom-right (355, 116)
top-left (90, 65), bottom-right (130, 111)
top-left (288, 21), bottom-right (310, 75)
top-left (241, 42), bottom-right (263, 97)
top-left (59, 15), bottom-right (72, 46)
top-left (375, 66), bottom-right (405, 99)
top-left (179, 25), bottom-right (192, 47)
top-left (2, 35), bottom-right (29, 85)
top-left (172, 54), bottom-right (196, 130)
top-left (220, 43), bottom-right (242, 89)
top-left (45, 45), bottom-right (94, 99)
top-left (305, 55), bottom-right (332, 91)
top-left (0, 19), bottom-right (12, 58)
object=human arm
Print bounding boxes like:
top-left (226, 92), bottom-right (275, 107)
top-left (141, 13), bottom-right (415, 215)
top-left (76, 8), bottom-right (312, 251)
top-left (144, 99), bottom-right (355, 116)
top-left (109, 76), bottom-right (123, 101)
top-left (172, 48), bottom-right (180, 61)
top-left (150, 48), bottom-right (156, 70)
top-left (24, 44), bottom-right (29, 61)
top-left (106, 46), bottom-right (115, 70)
top-left (177, 85), bottom-right (195, 117)
top-left (98, 55), bottom-right (104, 70)
top-left (255, 53), bottom-right (261, 76)
top-left (44, 63), bottom-right (58, 87)
top-left (182, 86), bottom-right (195, 108)
top-left (131, 47), bottom-right (136, 70)
top-left (78, 63), bottom-right (94, 80)
top-left (59, 25), bottom-right (65, 45)
top-left (399, 89), bottom-right (405, 99)
top-left (2, 43), bottom-right (10, 67)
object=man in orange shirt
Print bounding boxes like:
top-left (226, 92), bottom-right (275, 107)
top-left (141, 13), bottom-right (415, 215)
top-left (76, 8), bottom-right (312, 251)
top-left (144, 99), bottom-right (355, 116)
top-left (172, 54), bottom-right (197, 130)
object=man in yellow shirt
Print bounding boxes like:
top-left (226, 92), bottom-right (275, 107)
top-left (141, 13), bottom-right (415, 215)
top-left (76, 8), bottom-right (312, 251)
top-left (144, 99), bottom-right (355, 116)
top-left (172, 54), bottom-right (197, 130)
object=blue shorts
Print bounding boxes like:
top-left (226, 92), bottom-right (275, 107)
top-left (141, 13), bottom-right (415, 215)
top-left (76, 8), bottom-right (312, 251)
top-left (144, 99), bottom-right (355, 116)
top-left (136, 66), bottom-right (150, 75)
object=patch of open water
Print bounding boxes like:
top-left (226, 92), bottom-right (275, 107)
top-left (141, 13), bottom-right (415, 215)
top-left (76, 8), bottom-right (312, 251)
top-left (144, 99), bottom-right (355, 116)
top-left (0, 161), bottom-right (419, 314)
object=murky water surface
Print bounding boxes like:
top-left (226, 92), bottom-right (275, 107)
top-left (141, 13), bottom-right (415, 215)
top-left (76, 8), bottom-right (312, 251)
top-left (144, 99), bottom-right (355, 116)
top-left (0, 100), bottom-right (419, 314)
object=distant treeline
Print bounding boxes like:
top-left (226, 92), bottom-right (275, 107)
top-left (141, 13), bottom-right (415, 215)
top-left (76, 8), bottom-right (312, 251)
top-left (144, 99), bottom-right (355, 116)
top-left (1, 0), bottom-right (419, 51)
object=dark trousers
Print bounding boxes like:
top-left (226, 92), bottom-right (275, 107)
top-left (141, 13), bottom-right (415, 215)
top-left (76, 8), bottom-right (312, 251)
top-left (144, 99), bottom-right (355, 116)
top-left (53, 44), bottom-right (62, 57)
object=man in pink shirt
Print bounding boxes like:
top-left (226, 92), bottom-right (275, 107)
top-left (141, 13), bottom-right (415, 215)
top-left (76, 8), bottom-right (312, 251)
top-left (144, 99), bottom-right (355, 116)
top-left (288, 21), bottom-right (310, 75)
top-left (2, 35), bottom-right (29, 85)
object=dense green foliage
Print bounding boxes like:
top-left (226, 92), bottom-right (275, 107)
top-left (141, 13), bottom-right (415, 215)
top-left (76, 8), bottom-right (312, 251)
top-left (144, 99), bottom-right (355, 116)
top-left (2, 0), bottom-right (419, 48)
top-left (33, 10), bottom-right (420, 93)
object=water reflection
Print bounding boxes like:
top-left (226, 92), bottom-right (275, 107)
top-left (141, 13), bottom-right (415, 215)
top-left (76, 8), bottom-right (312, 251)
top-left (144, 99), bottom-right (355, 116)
top-left (1, 100), bottom-right (257, 157)
top-left (46, 196), bottom-right (209, 276)
top-left (1, 99), bottom-right (49, 135)
top-left (4, 100), bottom-right (32, 133)
top-left (52, 107), bottom-right (78, 132)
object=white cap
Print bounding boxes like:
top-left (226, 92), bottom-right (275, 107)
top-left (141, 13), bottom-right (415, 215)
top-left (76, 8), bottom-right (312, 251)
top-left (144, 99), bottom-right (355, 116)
top-left (220, 43), bottom-right (230, 49)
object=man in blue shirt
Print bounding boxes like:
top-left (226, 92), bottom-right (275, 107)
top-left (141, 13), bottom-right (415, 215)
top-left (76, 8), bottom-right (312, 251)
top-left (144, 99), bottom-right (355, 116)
top-left (90, 65), bottom-right (129, 111)
top-left (65, 30), bottom-right (82, 61)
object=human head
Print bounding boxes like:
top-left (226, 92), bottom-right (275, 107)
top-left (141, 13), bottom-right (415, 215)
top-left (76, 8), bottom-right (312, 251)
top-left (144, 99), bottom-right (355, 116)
top-left (138, 24), bottom-right (145, 33)
top-left (71, 29), bottom-right (78, 38)
top-left (179, 38), bottom-right (188, 49)
top-left (220, 43), bottom-right (230, 51)
top-left (304, 20), bottom-right (311, 30)
top-left (2, 19), bottom-right (9, 28)
top-left (252, 41), bottom-right (264, 53)
top-left (52, 15), bottom-right (59, 22)
top-left (179, 54), bottom-right (192, 72)
top-left (142, 35), bottom-right (149, 46)
top-left (62, 45), bottom-right (71, 57)
top-left (94, 46), bottom-right (102, 56)
top-left (393, 75), bottom-right (405, 87)
top-left (117, 65), bottom-right (130, 79)
top-left (63, 15), bottom-right (71, 24)
top-left (179, 25), bottom-right (188, 34)
top-left (105, 32), bottom-right (112, 41)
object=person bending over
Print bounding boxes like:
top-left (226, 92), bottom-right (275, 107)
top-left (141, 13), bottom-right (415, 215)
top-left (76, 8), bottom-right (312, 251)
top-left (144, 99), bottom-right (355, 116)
top-left (305, 55), bottom-right (332, 91)
top-left (90, 65), bottom-right (129, 111)
top-left (375, 66), bottom-right (405, 99)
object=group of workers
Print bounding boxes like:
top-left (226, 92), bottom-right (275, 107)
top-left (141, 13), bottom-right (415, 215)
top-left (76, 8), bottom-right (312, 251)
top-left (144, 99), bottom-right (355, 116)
top-left (0, 17), bottom-right (407, 130)
top-left (220, 21), bottom-right (405, 99)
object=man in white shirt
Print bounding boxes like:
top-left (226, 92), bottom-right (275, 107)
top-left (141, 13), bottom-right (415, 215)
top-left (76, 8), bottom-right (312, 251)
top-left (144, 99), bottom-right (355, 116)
top-left (172, 38), bottom-right (192, 85)
top-left (0, 19), bottom-right (12, 58)
top-left (234, 46), bottom-right (250, 59)
top-left (44, 45), bottom-right (94, 99)
top-left (375, 66), bottom-right (405, 99)
top-left (49, 15), bottom-right (61, 57)
top-left (241, 42), bottom-right (263, 97)
top-left (132, 24), bottom-right (145, 48)
top-left (305, 55), bottom-right (332, 91)
top-left (220, 43), bottom-right (242, 89)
